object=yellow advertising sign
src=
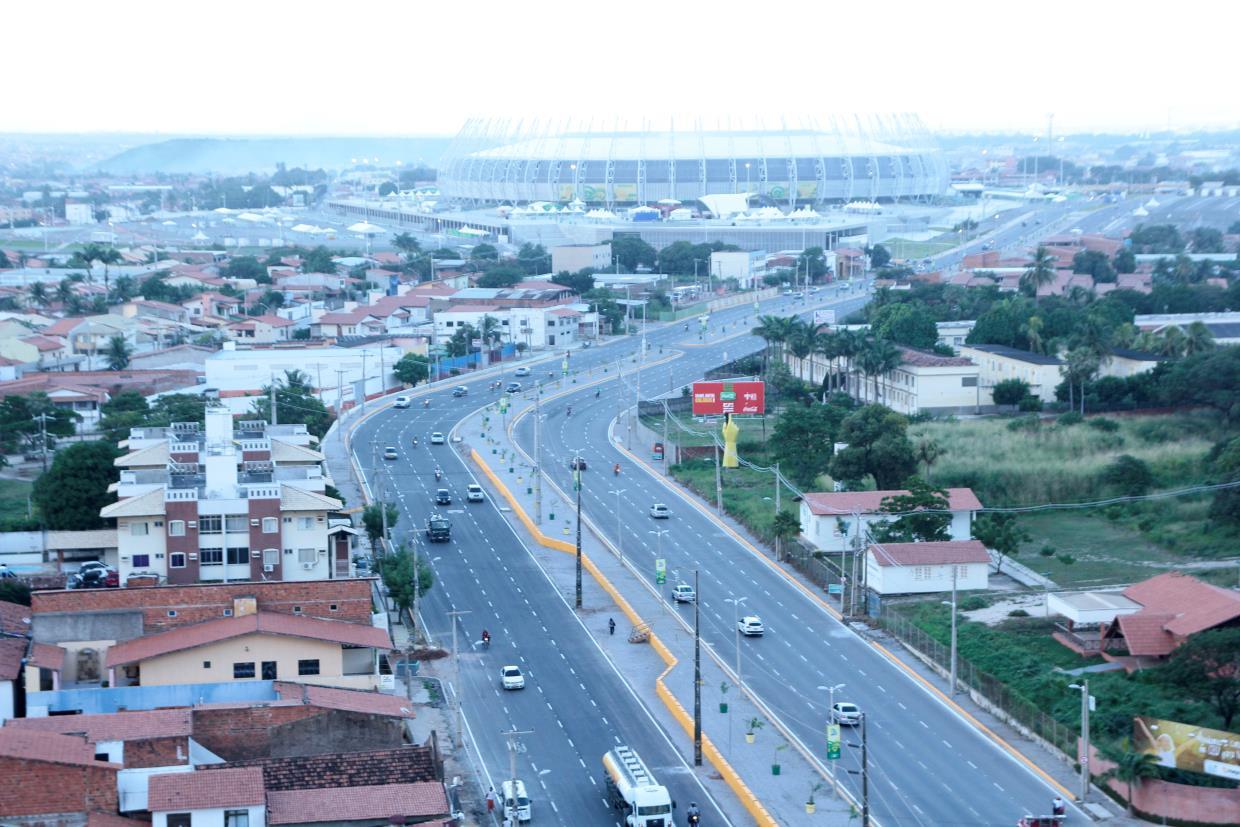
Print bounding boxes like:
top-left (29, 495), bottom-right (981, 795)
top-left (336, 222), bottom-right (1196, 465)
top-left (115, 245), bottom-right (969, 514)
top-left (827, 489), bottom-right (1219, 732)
top-left (1134, 716), bottom-right (1240, 780)
top-left (612, 183), bottom-right (637, 203)
top-left (798, 181), bottom-right (819, 199)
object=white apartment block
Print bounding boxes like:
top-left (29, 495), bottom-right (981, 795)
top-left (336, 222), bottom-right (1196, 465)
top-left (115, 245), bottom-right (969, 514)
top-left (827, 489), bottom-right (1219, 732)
top-left (102, 406), bottom-right (352, 586)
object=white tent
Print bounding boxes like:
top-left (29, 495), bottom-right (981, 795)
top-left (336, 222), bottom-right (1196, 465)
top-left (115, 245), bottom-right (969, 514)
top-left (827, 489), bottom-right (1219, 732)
top-left (237, 212), bottom-right (267, 223)
top-left (1133, 206), bottom-right (1150, 217)
top-left (347, 221), bottom-right (386, 234)
top-left (191, 231), bottom-right (209, 242)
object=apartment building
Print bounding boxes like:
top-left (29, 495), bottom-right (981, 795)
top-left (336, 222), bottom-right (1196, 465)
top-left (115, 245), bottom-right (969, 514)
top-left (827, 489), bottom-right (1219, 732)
top-left (103, 406), bottom-right (350, 585)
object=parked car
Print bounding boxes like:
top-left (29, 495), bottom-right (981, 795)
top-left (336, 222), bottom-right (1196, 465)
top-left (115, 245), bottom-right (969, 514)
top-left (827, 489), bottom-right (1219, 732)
top-left (430, 432), bottom-right (446, 445)
top-left (672, 583), bottom-right (696, 603)
top-left (505, 382), bottom-right (522, 393)
top-left (72, 567), bottom-right (118, 589)
top-left (394, 396), bottom-right (412, 409)
top-left (383, 446), bottom-right (399, 460)
top-left (500, 665), bottom-right (525, 690)
top-left (832, 702), bottom-right (862, 726)
top-left (514, 366), bottom-right (531, 377)
top-left (435, 488), bottom-right (452, 505)
top-left (649, 503), bottom-right (671, 519)
top-left (737, 615), bottom-right (764, 636)
top-left (568, 456), bottom-right (588, 471)
top-left (452, 386), bottom-right (468, 397)
top-left (466, 483), bottom-right (485, 502)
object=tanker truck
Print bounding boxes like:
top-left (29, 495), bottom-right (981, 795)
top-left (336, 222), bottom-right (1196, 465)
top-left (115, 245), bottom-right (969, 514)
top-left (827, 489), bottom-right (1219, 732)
top-left (602, 745), bottom-right (676, 827)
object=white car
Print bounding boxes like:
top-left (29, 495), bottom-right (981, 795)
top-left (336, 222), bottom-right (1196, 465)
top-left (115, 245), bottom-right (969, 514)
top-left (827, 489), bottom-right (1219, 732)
top-left (466, 483), bottom-right (485, 502)
top-left (737, 615), bottom-right (764, 636)
top-left (514, 366), bottom-right (531, 377)
top-left (394, 396), bottom-right (411, 409)
top-left (430, 432), bottom-right (446, 445)
top-left (672, 583), bottom-right (696, 603)
top-left (649, 503), bottom-right (671, 519)
top-left (500, 665), bottom-right (525, 690)
top-left (832, 701), bottom-right (862, 726)
top-left (383, 446), bottom-right (399, 460)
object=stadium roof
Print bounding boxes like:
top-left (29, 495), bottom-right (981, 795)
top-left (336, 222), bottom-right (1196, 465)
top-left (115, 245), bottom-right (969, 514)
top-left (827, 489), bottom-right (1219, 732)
top-left (470, 132), bottom-right (928, 161)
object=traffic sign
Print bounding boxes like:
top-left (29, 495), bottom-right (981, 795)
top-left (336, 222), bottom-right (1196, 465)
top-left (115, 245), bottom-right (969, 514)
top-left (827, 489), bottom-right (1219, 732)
top-left (826, 723), bottom-right (841, 760)
top-left (827, 583), bottom-right (843, 595)
top-left (655, 558), bottom-right (666, 585)
top-left (499, 395), bottom-right (510, 413)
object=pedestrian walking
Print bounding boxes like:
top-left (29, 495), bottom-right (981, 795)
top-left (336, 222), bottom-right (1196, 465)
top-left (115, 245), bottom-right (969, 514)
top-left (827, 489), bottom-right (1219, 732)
top-left (485, 787), bottom-right (495, 813)
top-left (608, 617), bottom-right (616, 636)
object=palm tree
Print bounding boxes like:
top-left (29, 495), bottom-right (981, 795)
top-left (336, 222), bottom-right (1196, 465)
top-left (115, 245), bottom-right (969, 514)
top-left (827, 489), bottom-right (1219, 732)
top-left (55, 279), bottom-right (74, 305)
top-left (915, 438), bottom-right (942, 480)
top-left (392, 232), bottom-right (421, 260)
top-left (786, 319), bottom-right (814, 381)
top-left (856, 338), bottom-right (901, 404)
top-left (1157, 326), bottom-right (1186, 358)
top-left (97, 248), bottom-right (122, 292)
top-left (1022, 315), bottom-right (1045, 354)
top-left (1183, 321), bottom-right (1215, 355)
top-left (812, 330), bottom-right (841, 394)
top-left (105, 335), bottom-right (132, 371)
top-left (1019, 246), bottom-right (1057, 297)
top-left (1102, 740), bottom-right (1160, 815)
top-left (76, 242), bottom-right (102, 281)
top-left (28, 281), bottom-right (49, 307)
top-left (751, 315), bottom-right (789, 374)
top-left (834, 329), bottom-right (864, 399)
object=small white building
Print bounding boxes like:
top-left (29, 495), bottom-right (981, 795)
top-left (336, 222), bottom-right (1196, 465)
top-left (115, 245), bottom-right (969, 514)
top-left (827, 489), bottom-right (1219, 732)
top-left (551, 243), bottom-right (611, 274)
top-left (956, 343), bottom-right (1064, 403)
top-left (866, 540), bottom-right (991, 595)
top-left (710, 250), bottom-right (766, 289)
top-left (64, 202), bottom-right (95, 225)
top-left (799, 488), bottom-right (982, 553)
top-left (148, 766), bottom-right (266, 827)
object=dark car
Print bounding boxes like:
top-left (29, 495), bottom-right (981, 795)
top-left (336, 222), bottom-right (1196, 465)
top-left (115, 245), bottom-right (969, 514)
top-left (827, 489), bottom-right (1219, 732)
top-left (436, 488), bottom-right (452, 505)
top-left (569, 457), bottom-right (588, 471)
top-left (452, 386), bottom-right (468, 397)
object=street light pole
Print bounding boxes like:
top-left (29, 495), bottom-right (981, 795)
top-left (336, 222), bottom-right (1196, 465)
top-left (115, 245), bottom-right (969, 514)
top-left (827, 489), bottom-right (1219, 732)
top-left (574, 449), bottom-right (583, 609)
top-left (610, 488), bottom-right (625, 565)
top-left (861, 712), bottom-right (869, 827)
top-left (943, 566), bottom-right (958, 695)
top-left (725, 597), bottom-right (747, 688)
top-left (817, 682), bottom-right (846, 798)
top-left (533, 386), bottom-right (542, 525)
top-left (1069, 680), bottom-right (1091, 802)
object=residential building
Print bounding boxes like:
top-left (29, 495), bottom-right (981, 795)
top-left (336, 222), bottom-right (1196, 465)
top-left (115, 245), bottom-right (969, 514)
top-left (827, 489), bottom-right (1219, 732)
top-left (788, 345), bottom-right (982, 415)
top-left (0, 729), bottom-right (120, 823)
top-left (1135, 311), bottom-right (1240, 346)
top-left (104, 405), bottom-right (350, 585)
top-left (1048, 591), bottom-right (1142, 656)
top-left (799, 488), bottom-right (982, 553)
top-left (66, 202), bottom-right (95, 225)
top-left (1098, 572), bottom-right (1240, 670)
top-left (865, 540), bottom-right (990, 595)
top-left (935, 320), bottom-right (975, 349)
top-left (1102, 348), bottom-right (1163, 379)
top-left (148, 766), bottom-right (266, 827)
top-left (5, 708), bottom-right (196, 768)
top-left (225, 315), bottom-right (297, 345)
top-left (0, 636), bottom-right (24, 724)
top-left (956, 343), bottom-right (1064, 403)
top-left (710, 250), bottom-right (766, 289)
top-left (551, 243), bottom-right (611, 274)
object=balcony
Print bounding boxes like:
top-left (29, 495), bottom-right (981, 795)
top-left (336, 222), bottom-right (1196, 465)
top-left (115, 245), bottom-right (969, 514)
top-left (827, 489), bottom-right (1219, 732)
top-left (1053, 623), bottom-right (1114, 655)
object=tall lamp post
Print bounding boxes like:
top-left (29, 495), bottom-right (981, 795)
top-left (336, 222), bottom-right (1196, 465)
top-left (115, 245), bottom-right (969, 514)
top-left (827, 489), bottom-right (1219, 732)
top-left (609, 487), bottom-right (625, 565)
top-left (818, 683), bottom-right (846, 797)
top-left (572, 449), bottom-right (584, 609)
top-left (1068, 680), bottom-right (1092, 802)
top-left (941, 565), bottom-right (958, 695)
top-left (724, 597), bottom-right (747, 688)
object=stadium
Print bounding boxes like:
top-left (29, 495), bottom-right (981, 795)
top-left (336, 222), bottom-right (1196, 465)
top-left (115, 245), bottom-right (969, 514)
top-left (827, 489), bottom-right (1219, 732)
top-left (438, 114), bottom-right (948, 207)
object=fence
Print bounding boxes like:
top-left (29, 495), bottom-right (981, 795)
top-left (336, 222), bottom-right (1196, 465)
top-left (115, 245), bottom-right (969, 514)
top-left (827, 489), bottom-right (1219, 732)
top-left (876, 608), bottom-right (1079, 758)
top-left (431, 343), bottom-right (517, 379)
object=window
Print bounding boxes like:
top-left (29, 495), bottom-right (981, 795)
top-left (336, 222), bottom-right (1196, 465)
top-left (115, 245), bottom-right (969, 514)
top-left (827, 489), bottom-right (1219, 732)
top-left (225, 515), bottom-right (248, 533)
top-left (261, 661), bottom-right (277, 680)
top-left (200, 548), bottom-right (223, 565)
top-left (225, 810), bottom-right (250, 827)
top-left (223, 608), bottom-right (232, 617)
top-left (297, 517), bottom-right (313, 531)
top-left (329, 604), bottom-right (338, 611)
top-left (167, 610), bottom-right (177, 618)
top-left (263, 548), bottom-right (279, 567)
top-left (292, 605), bottom-right (302, 614)
top-left (130, 522), bottom-right (149, 537)
top-left (298, 548), bottom-right (316, 565)
top-left (199, 515), bottom-right (222, 534)
top-left (226, 547), bottom-right (249, 565)
top-left (233, 662), bottom-right (255, 679)
top-left (132, 554), bottom-right (150, 568)
top-left (170, 552), bottom-right (186, 568)
top-left (913, 566), bottom-right (933, 581)
top-left (95, 752), bottom-right (108, 761)
top-left (961, 376), bottom-right (978, 387)
top-left (167, 814), bottom-right (191, 827)
top-left (168, 520), bottom-right (186, 536)
top-left (203, 660), bottom-right (211, 669)
top-left (298, 659), bottom-right (320, 676)
top-left (262, 517), bottom-right (278, 534)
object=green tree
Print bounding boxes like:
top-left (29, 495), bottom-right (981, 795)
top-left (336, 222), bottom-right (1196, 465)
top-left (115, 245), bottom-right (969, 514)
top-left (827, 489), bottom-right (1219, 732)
top-left (872, 302), bottom-right (938, 349)
top-left (0, 250), bottom-right (10, 269)
top-left (1100, 741), bottom-right (1161, 816)
top-left (799, 246), bottom-right (829, 280)
top-left (303, 246), bottom-right (336, 273)
top-left (1160, 626), bottom-right (1240, 729)
top-left (104, 335), bottom-right (132, 371)
top-left (222, 255), bottom-right (267, 281)
top-left (770, 510), bottom-right (801, 557)
top-left (1208, 436), bottom-right (1240, 527)
top-left (28, 281), bottom-right (49, 307)
top-left (151, 394), bottom-right (207, 426)
top-left (656, 240), bottom-right (698, 276)
top-left (1102, 455), bottom-right (1154, 496)
top-left (991, 378), bottom-right (1032, 409)
top-left (477, 265), bottom-right (523, 288)
top-left (1061, 347), bottom-right (1101, 414)
top-left (377, 181), bottom-right (398, 197)
top-left (751, 315), bottom-right (795, 373)
top-left (32, 440), bottom-right (120, 530)
top-left (362, 501), bottom-right (400, 547)
top-left (1072, 249), bottom-right (1116, 283)
top-left (0, 392), bottom-right (78, 455)
top-left (1188, 227), bottom-right (1224, 253)
top-left (392, 232), bottom-right (421, 260)
top-left (446, 323), bottom-right (479, 358)
top-left (377, 545), bottom-right (434, 617)
top-left (0, 579), bottom-right (31, 606)
top-left (110, 274), bottom-right (138, 302)
top-left (1129, 224), bottom-right (1184, 254)
top-left (98, 390), bottom-right (151, 443)
top-left (971, 513), bottom-right (1029, 574)
top-left (1113, 248), bottom-right (1136, 274)
top-left (914, 437), bottom-right (942, 480)
top-left (872, 476), bottom-right (952, 542)
top-left (393, 353), bottom-right (429, 387)
top-left (868, 244), bottom-right (891, 269)
top-left (967, 296), bottom-right (1034, 349)
top-left (516, 243), bottom-right (549, 275)
top-left (1019, 246), bottom-right (1057, 297)
top-left (829, 405), bottom-right (917, 489)
top-left (250, 369), bottom-right (334, 438)
top-left (769, 403), bottom-right (848, 488)
top-left (855, 337), bottom-right (901, 404)
top-left (1158, 346), bottom-right (1240, 422)
top-left (1183, 321), bottom-right (1215, 355)
top-left (469, 243), bottom-right (498, 262)
top-left (609, 236), bottom-right (657, 271)
top-left (785, 318), bottom-right (815, 380)
top-left (551, 269), bottom-right (595, 295)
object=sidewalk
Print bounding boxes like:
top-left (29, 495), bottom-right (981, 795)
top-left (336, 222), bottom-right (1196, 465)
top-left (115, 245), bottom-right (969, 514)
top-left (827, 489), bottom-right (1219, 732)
top-left (457, 397), bottom-right (859, 826)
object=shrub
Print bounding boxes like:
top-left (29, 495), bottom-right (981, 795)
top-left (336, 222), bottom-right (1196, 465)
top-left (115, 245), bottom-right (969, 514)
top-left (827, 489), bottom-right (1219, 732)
top-left (1018, 396), bottom-right (1044, 412)
top-left (1039, 544), bottom-right (1056, 557)
top-left (959, 595), bottom-right (990, 611)
top-left (1087, 417), bottom-right (1120, 432)
top-left (1058, 412), bottom-right (1084, 426)
top-left (1006, 415), bottom-right (1042, 433)
top-left (1138, 516), bottom-right (1157, 532)
top-left (1008, 609), bottom-right (1030, 618)
top-left (1103, 454), bottom-right (1155, 496)
top-left (1057, 552), bottom-right (1076, 565)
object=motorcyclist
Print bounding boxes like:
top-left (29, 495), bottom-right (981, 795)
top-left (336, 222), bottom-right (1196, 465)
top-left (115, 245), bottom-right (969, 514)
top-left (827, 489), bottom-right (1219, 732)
top-left (687, 802), bottom-right (701, 824)
top-left (434, 467), bottom-right (442, 481)
top-left (411, 436), bottom-right (418, 447)
top-left (595, 389), bottom-right (600, 398)
top-left (566, 406), bottom-right (572, 417)
top-left (613, 463), bottom-right (621, 476)
top-left (423, 398), bottom-right (430, 408)
top-left (481, 629), bottom-right (490, 646)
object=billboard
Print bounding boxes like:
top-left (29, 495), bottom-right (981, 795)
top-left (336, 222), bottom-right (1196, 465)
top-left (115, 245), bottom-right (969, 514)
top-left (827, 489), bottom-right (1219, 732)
top-left (692, 381), bottom-right (765, 416)
top-left (1134, 717), bottom-right (1240, 780)
top-left (814, 309), bottom-right (837, 326)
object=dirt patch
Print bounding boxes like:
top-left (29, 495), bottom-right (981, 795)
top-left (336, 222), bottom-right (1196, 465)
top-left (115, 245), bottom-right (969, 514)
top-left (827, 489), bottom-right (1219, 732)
top-left (962, 594), bottom-right (1050, 626)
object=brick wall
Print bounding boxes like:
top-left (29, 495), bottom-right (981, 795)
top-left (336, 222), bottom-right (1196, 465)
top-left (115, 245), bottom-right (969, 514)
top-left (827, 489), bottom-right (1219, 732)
top-left (203, 745), bottom-right (435, 790)
top-left (1087, 743), bottom-right (1240, 824)
top-left (191, 705), bottom-right (324, 760)
top-left (33, 579), bottom-right (374, 632)
top-left (190, 706), bottom-right (405, 762)
top-left (123, 736), bottom-right (190, 769)
top-left (0, 757), bottom-right (118, 817)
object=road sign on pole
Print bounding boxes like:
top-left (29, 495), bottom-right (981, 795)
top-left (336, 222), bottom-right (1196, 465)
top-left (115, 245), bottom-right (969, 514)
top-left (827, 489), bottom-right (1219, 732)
top-left (655, 558), bottom-right (666, 585)
top-left (826, 723), bottom-right (841, 760)
top-left (499, 395), bottom-right (509, 413)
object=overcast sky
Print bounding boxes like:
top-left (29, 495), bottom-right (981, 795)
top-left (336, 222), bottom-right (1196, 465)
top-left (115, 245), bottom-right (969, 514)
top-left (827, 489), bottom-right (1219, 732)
top-left (3, 0), bottom-right (1236, 138)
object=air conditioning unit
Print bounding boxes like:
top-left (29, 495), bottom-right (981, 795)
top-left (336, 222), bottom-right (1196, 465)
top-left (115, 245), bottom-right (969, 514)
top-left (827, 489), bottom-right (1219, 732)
top-left (263, 564), bottom-right (275, 573)
top-left (301, 562), bottom-right (314, 570)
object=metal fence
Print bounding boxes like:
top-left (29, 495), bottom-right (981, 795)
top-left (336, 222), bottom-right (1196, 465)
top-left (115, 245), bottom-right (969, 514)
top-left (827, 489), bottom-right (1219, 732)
top-left (877, 609), bottom-right (1079, 758)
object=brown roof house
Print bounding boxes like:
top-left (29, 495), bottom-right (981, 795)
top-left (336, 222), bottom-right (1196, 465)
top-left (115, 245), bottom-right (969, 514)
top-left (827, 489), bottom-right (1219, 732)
top-left (865, 540), bottom-right (991, 596)
top-left (799, 488), bottom-right (982, 553)
top-left (1097, 572), bottom-right (1240, 670)
top-left (147, 766), bottom-right (265, 827)
top-left (0, 728), bottom-right (121, 825)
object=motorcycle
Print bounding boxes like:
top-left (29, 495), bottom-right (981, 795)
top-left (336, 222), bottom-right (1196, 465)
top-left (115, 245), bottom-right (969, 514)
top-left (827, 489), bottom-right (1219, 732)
top-left (434, 468), bottom-right (442, 481)
top-left (481, 630), bottom-right (491, 648)
top-left (566, 406), bottom-right (572, 417)
top-left (423, 399), bottom-right (430, 408)
top-left (411, 437), bottom-right (419, 447)
top-left (613, 463), bottom-right (621, 476)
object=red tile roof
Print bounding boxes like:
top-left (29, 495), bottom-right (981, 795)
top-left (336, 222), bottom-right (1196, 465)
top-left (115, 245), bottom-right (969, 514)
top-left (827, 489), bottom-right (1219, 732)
top-left (868, 540), bottom-right (990, 567)
top-left (5, 708), bottom-right (192, 742)
top-left (250, 314), bottom-right (296, 327)
top-left (19, 334), bottom-right (67, 351)
top-left (802, 488), bottom-right (982, 515)
top-left (148, 767), bottom-right (265, 812)
top-left (0, 599), bottom-right (30, 635)
top-left (1112, 611), bottom-right (1179, 657)
top-left (272, 682), bottom-right (416, 718)
top-left (0, 637), bottom-right (26, 681)
top-left (266, 782), bottom-right (448, 825)
top-left (87, 813), bottom-right (150, 827)
top-left (31, 642), bottom-right (66, 671)
top-left (105, 611), bottom-right (393, 667)
top-left (42, 317), bottom-right (84, 337)
top-left (317, 310), bottom-right (373, 325)
top-left (0, 729), bottom-right (119, 768)
top-left (1122, 572), bottom-right (1240, 638)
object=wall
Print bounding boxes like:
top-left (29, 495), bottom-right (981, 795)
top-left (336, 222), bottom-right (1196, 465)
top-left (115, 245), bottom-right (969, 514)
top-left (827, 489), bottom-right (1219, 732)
top-left (0, 756), bottom-right (118, 818)
top-left (117, 516), bottom-right (169, 581)
top-left (124, 736), bottom-right (191, 769)
top-left (867, 558), bottom-right (987, 595)
top-left (28, 679), bottom-right (282, 716)
top-left (0, 678), bottom-right (13, 724)
top-left (190, 706), bottom-right (405, 761)
top-left (153, 804), bottom-right (265, 827)
top-left (800, 507), bottom-right (972, 553)
top-left (278, 511), bottom-right (330, 581)
top-left (135, 633), bottom-right (344, 686)
top-left (1087, 742), bottom-right (1240, 825)
top-left (33, 612), bottom-right (143, 646)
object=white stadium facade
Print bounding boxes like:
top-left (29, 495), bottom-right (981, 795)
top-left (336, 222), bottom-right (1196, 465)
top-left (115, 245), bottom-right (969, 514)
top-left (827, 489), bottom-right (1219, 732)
top-left (439, 114), bottom-right (948, 207)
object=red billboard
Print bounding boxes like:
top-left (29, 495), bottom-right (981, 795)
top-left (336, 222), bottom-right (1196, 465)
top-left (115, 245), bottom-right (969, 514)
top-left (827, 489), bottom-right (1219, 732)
top-left (692, 381), bottom-right (766, 415)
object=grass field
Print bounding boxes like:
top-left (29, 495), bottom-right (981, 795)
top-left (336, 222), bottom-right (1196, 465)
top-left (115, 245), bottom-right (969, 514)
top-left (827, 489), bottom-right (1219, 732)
top-left (883, 238), bottom-right (955, 260)
top-left (668, 440), bottom-right (798, 545)
top-left (1013, 511), bottom-right (1184, 587)
top-left (0, 479), bottom-right (33, 522)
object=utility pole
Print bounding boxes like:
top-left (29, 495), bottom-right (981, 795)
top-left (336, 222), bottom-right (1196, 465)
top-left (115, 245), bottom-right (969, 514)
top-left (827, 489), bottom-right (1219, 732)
top-left (269, 375), bottom-right (278, 426)
top-left (950, 566), bottom-right (958, 695)
top-left (861, 712), bottom-right (870, 827)
top-left (574, 451), bottom-right (583, 609)
top-left (693, 569), bottom-right (702, 766)
top-left (774, 463), bottom-right (782, 561)
top-left (377, 467), bottom-right (388, 558)
top-left (411, 533), bottom-right (421, 646)
top-left (34, 413), bottom-right (51, 473)
top-left (611, 487), bottom-right (625, 566)
top-left (448, 609), bottom-right (471, 748)
top-left (713, 441), bottom-right (723, 515)
top-left (533, 386), bottom-right (542, 525)
top-left (1070, 679), bottom-right (1092, 802)
top-left (502, 727), bottom-right (534, 814)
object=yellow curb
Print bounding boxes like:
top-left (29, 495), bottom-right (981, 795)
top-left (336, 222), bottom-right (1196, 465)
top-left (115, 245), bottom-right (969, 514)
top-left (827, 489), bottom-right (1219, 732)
top-left (614, 435), bottom-right (1079, 801)
top-left (470, 446), bottom-right (778, 827)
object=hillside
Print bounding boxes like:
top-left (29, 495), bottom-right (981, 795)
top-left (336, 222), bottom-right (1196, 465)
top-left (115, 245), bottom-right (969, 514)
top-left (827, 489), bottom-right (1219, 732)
top-left (94, 136), bottom-right (454, 175)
